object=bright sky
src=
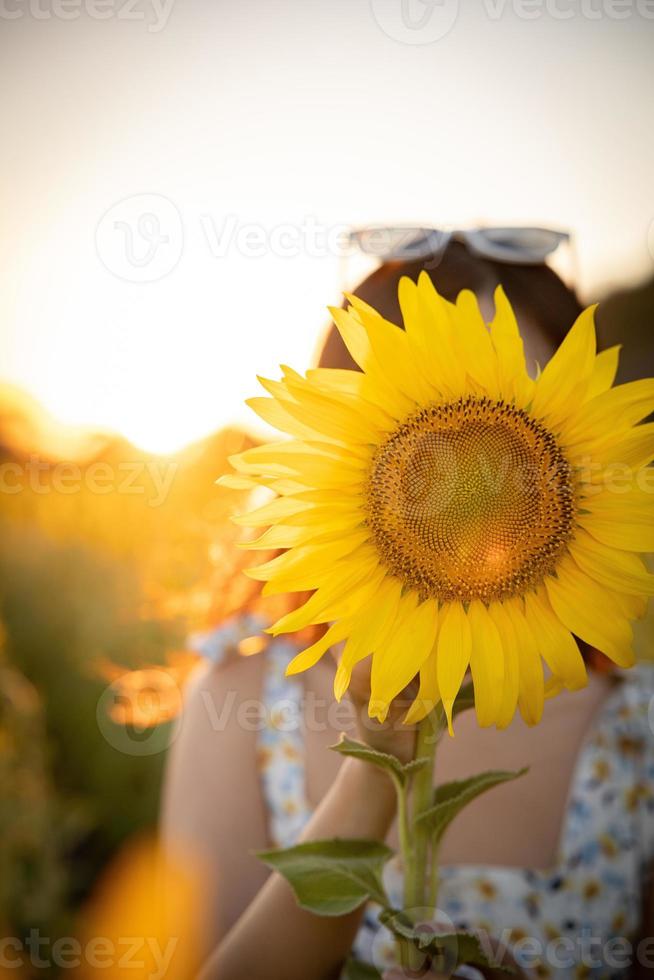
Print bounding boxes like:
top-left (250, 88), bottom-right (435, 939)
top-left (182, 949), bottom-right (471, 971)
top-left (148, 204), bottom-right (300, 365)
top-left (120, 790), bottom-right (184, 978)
top-left (1, 0), bottom-right (653, 453)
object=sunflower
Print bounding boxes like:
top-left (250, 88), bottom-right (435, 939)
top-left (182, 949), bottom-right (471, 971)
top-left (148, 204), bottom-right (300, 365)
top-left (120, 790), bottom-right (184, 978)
top-left (221, 275), bottom-right (654, 732)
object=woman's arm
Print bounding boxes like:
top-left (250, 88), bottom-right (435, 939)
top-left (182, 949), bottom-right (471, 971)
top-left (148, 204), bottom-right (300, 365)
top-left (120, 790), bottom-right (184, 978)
top-left (162, 654), bottom-right (405, 980)
top-left (200, 754), bottom-right (397, 980)
top-left (160, 656), bottom-right (273, 955)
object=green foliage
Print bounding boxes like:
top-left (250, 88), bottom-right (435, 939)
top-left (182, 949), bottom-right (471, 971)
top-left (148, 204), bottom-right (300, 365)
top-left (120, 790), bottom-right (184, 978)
top-left (330, 734), bottom-right (429, 786)
top-left (257, 838), bottom-right (393, 916)
top-left (417, 768), bottom-right (528, 845)
top-left (0, 409), bottom-right (256, 940)
top-left (380, 910), bottom-right (514, 974)
top-left (343, 958), bottom-right (383, 979)
top-left (0, 662), bottom-right (69, 937)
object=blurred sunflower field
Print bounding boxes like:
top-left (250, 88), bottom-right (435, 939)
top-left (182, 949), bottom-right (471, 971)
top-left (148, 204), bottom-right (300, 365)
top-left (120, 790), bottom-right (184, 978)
top-left (0, 383), bottom-right (261, 967)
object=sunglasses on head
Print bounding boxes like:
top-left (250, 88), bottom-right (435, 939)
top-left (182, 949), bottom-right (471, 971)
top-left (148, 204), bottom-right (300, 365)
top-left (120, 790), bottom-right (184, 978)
top-left (348, 225), bottom-right (571, 266)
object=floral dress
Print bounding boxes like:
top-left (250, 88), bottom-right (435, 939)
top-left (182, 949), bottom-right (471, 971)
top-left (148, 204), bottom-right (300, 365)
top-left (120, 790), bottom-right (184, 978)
top-left (192, 614), bottom-right (654, 979)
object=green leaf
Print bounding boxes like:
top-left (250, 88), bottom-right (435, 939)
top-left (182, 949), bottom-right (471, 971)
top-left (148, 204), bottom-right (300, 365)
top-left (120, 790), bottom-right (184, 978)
top-left (417, 768), bottom-right (528, 845)
top-left (342, 958), bottom-right (383, 980)
top-left (330, 734), bottom-right (428, 786)
top-left (257, 838), bottom-right (393, 916)
top-left (379, 911), bottom-right (514, 974)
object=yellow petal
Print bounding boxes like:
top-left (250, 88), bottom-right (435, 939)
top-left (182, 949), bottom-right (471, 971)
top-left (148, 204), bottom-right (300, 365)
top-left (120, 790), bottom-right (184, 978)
top-left (468, 601), bottom-right (505, 728)
top-left (333, 576), bottom-right (404, 700)
top-left (329, 305), bottom-right (416, 419)
top-left (531, 305), bottom-right (597, 425)
top-left (578, 510), bottom-right (654, 552)
top-left (415, 272), bottom-right (467, 396)
top-left (231, 438), bottom-right (370, 473)
top-left (583, 487), bottom-right (654, 524)
top-left (436, 602), bottom-right (472, 736)
top-left (568, 528), bottom-right (654, 596)
top-left (544, 676), bottom-right (564, 699)
top-left (562, 378), bottom-right (654, 448)
top-left (544, 560), bottom-right (635, 669)
top-left (487, 601), bottom-right (520, 729)
top-left (264, 383), bottom-right (379, 446)
top-left (269, 564), bottom-right (387, 635)
top-left (489, 285), bottom-right (534, 406)
top-left (216, 473), bottom-right (259, 490)
top-left (246, 396), bottom-right (338, 443)
top-left (305, 368), bottom-right (401, 429)
top-left (524, 587), bottom-right (588, 690)
top-left (397, 275), bottom-right (457, 400)
top-left (404, 645), bottom-right (440, 725)
top-left (369, 595), bottom-right (438, 721)
top-left (504, 598), bottom-right (544, 726)
top-left (246, 530), bottom-right (370, 582)
top-left (570, 423), bottom-right (654, 483)
top-left (283, 372), bottom-right (390, 440)
top-left (351, 304), bottom-right (436, 407)
top-left (280, 504), bottom-right (363, 529)
top-left (286, 620), bottom-right (351, 675)
top-left (455, 289), bottom-right (500, 396)
top-left (585, 345), bottom-right (620, 401)
top-left (231, 494), bottom-right (313, 527)
top-left (261, 540), bottom-right (374, 595)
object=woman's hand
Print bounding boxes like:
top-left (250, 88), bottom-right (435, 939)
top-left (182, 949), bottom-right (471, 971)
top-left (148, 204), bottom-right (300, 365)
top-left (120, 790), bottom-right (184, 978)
top-left (331, 642), bottom-right (419, 765)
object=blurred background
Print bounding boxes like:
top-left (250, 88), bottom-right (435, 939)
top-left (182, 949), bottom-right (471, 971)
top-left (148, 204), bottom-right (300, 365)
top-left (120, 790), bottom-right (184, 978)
top-left (1, 0), bottom-right (653, 974)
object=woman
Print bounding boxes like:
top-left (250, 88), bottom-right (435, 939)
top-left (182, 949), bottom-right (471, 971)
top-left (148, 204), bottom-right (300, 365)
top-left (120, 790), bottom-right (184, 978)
top-left (161, 239), bottom-right (654, 979)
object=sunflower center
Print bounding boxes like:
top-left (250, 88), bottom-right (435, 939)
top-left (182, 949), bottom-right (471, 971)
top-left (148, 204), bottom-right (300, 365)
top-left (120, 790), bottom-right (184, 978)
top-left (365, 396), bottom-right (575, 603)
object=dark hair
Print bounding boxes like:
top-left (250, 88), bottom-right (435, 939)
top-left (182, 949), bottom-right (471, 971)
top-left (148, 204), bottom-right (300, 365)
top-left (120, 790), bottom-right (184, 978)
top-left (317, 241), bottom-right (582, 372)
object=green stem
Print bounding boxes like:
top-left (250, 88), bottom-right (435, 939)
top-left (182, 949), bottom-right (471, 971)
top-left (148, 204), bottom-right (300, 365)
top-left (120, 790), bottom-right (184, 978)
top-left (394, 775), bottom-right (412, 880)
top-left (404, 710), bottom-right (438, 912)
top-left (428, 841), bottom-right (440, 909)
top-left (394, 709), bottom-right (440, 973)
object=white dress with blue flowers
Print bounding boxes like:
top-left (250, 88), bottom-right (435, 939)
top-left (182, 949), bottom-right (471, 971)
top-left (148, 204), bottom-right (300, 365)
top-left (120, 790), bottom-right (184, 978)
top-left (191, 614), bottom-right (654, 979)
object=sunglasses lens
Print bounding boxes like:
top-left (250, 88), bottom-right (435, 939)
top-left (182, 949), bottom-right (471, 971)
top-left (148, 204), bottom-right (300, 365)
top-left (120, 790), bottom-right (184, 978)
top-left (466, 227), bottom-right (568, 264)
top-left (351, 227), bottom-right (449, 261)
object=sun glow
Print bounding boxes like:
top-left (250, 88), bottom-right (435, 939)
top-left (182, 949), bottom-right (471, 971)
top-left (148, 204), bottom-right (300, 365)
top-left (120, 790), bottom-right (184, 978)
top-left (1, 9), bottom-right (652, 453)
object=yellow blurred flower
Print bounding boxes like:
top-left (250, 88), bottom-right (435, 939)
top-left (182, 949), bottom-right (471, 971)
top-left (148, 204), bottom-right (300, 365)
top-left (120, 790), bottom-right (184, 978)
top-left (223, 276), bottom-right (654, 732)
top-left (74, 836), bottom-right (204, 980)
